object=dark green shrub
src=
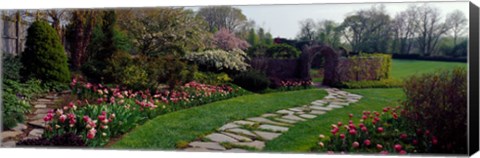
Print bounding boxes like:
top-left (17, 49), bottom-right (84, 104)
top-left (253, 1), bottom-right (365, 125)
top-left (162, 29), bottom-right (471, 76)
top-left (2, 54), bottom-right (22, 81)
top-left (81, 60), bottom-right (107, 83)
top-left (265, 44), bottom-right (301, 59)
top-left (247, 44), bottom-right (269, 58)
top-left (16, 133), bottom-right (85, 147)
top-left (193, 72), bottom-right (232, 85)
top-left (334, 79), bottom-right (403, 89)
top-left (20, 20), bottom-right (71, 84)
top-left (1, 92), bottom-right (30, 129)
top-left (402, 67), bottom-right (467, 153)
top-left (233, 70), bottom-right (270, 92)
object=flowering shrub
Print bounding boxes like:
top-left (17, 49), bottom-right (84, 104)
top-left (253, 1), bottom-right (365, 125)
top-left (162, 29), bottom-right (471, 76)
top-left (42, 79), bottom-right (247, 147)
top-left (184, 49), bottom-right (250, 73)
top-left (315, 106), bottom-right (441, 155)
top-left (268, 77), bottom-right (313, 90)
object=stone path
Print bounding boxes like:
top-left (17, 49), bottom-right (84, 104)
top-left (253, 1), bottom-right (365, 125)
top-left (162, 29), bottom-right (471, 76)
top-left (1, 91), bottom-right (70, 147)
top-left (182, 88), bottom-right (362, 152)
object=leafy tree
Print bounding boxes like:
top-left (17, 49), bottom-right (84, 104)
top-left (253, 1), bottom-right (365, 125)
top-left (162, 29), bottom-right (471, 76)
top-left (266, 44), bottom-right (301, 59)
top-left (118, 8), bottom-right (212, 56)
top-left (197, 6), bottom-right (248, 33)
top-left (65, 10), bottom-right (98, 70)
top-left (247, 28), bottom-right (259, 46)
top-left (316, 20), bottom-right (342, 48)
top-left (20, 20), bottom-right (71, 84)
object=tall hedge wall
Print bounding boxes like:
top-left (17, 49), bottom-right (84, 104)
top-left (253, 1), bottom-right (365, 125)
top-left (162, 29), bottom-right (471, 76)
top-left (336, 53), bottom-right (391, 82)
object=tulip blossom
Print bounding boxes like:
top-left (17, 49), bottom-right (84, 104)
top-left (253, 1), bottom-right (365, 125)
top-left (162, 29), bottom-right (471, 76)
top-left (376, 144), bottom-right (383, 150)
top-left (400, 133), bottom-right (408, 139)
top-left (399, 150), bottom-right (407, 154)
top-left (87, 128), bottom-right (97, 139)
top-left (377, 127), bottom-right (384, 133)
top-left (394, 144), bottom-right (402, 152)
top-left (364, 139), bottom-right (371, 146)
top-left (349, 129), bottom-right (357, 135)
top-left (339, 134), bottom-right (345, 139)
top-left (352, 141), bottom-right (360, 148)
top-left (59, 114), bottom-right (67, 123)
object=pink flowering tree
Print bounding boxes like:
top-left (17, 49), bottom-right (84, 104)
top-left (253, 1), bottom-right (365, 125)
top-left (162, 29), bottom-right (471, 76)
top-left (213, 28), bottom-right (250, 51)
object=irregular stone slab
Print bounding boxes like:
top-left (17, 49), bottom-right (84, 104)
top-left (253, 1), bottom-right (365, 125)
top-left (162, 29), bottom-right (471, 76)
top-left (1, 140), bottom-right (16, 147)
top-left (189, 141), bottom-right (226, 151)
top-left (326, 104), bottom-right (344, 109)
top-left (253, 130), bottom-right (281, 140)
top-left (45, 95), bottom-right (58, 99)
top-left (1, 131), bottom-right (22, 141)
top-left (273, 118), bottom-right (298, 124)
top-left (34, 104), bottom-right (47, 109)
top-left (246, 117), bottom-right (290, 127)
top-left (222, 132), bottom-right (252, 142)
top-left (233, 120), bottom-right (256, 126)
top-left (258, 124), bottom-right (289, 132)
top-left (231, 140), bottom-right (265, 150)
top-left (226, 148), bottom-right (249, 152)
top-left (226, 128), bottom-right (257, 138)
top-left (11, 123), bottom-right (27, 131)
top-left (37, 98), bottom-right (53, 102)
top-left (281, 115), bottom-right (306, 121)
top-left (310, 110), bottom-right (326, 115)
top-left (276, 109), bottom-right (295, 115)
top-left (28, 119), bottom-right (46, 128)
top-left (261, 113), bottom-right (278, 117)
top-left (184, 147), bottom-right (211, 152)
top-left (309, 106), bottom-right (332, 111)
top-left (206, 133), bottom-right (238, 143)
top-left (331, 102), bottom-right (349, 106)
top-left (31, 114), bottom-right (47, 120)
top-left (34, 109), bottom-right (49, 114)
top-left (28, 129), bottom-right (44, 138)
top-left (218, 123), bottom-right (240, 131)
top-left (299, 114), bottom-right (317, 119)
top-left (295, 111), bottom-right (305, 115)
top-left (287, 108), bottom-right (303, 112)
top-left (311, 102), bottom-right (326, 106)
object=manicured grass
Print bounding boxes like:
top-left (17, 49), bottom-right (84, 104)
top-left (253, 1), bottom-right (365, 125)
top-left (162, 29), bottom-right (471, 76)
top-left (263, 88), bottom-right (405, 152)
top-left (111, 89), bottom-right (327, 149)
top-left (391, 59), bottom-right (466, 80)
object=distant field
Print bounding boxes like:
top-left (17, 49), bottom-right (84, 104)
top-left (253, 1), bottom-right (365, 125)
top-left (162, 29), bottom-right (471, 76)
top-left (390, 59), bottom-right (467, 80)
top-left (310, 59), bottom-right (467, 83)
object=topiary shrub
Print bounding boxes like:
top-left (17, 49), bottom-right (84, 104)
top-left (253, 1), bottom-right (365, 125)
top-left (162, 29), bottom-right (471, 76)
top-left (20, 20), bottom-right (71, 84)
top-left (232, 70), bottom-right (270, 92)
top-left (402, 67), bottom-right (467, 153)
top-left (265, 43), bottom-right (301, 59)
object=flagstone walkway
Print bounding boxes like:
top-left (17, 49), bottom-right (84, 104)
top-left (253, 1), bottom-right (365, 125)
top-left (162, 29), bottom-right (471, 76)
top-left (182, 88), bottom-right (362, 152)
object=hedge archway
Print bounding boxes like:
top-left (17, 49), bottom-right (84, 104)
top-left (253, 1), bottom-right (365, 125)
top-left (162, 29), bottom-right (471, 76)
top-left (298, 45), bottom-right (339, 86)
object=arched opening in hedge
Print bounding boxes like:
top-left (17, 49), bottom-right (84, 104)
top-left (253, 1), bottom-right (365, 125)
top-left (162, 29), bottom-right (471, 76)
top-left (298, 45), bottom-right (339, 86)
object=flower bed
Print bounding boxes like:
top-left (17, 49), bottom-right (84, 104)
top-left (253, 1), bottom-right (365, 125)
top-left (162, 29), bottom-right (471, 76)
top-left (41, 79), bottom-right (247, 147)
top-left (314, 106), bottom-right (441, 155)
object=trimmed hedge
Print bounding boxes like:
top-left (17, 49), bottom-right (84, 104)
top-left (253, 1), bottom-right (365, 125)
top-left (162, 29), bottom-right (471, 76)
top-left (336, 53), bottom-right (392, 83)
top-left (334, 78), bottom-right (403, 89)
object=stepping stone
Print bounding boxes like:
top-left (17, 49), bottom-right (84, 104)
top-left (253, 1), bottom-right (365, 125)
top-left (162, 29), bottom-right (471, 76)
top-left (273, 118), bottom-right (298, 124)
top-left (331, 102), bottom-right (349, 106)
top-left (326, 104), bottom-right (344, 109)
top-left (1, 140), bottom-right (16, 147)
top-left (281, 115), bottom-right (306, 122)
top-left (36, 98), bottom-right (52, 102)
top-left (1, 131), bottom-right (22, 141)
top-left (226, 128), bottom-right (257, 138)
top-left (11, 123), bottom-right (27, 132)
top-left (288, 107), bottom-right (304, 112)
top-left (31, 114), bottom-right (47, 120)
top-left (310, 110), bottom-right (326, 115)
top-left (231, 140), bottom-right (265, 150)
top-left (28, 119), bottom-right (46, 128)
top-left (34, 109), bottom-right (49, 114)
top-left (309, 106), bottom-right (332, 111)
top-left (299, 114), bottom-right (317, 119)
top-left (184, 147), bottom-right (211, 152)
top-left (226, 148), bottom-right (249, 152)
top-left (28, 129), bottom-right (44, 138)
top-left (45, 95), bottom-right (58, 99)
top-left (258, 124), bottom-right (289, 132)
top-left (295, 111), bottom-right (305, 115)
top-left (34, 104), bottom-right (47, 109)
top-left (222, 132), bottom-right (252, 142)
top-left (218, 123), bottom-right (240, 131)
top-left (276, 110), bottom-right (295, 115)
top-left (189, 142), bottom-right (226, 151)
top-left (205, 133), bottom-right (238, 143)
top-left (261, 113), bottom-right (278, 117)
top-left (311, 102), bottom-right (326, 106)
top-left (253, 130), bottom-right (281, 140)
top-left (246, 117), bottom-right (290, 127)
top-left (61, 90), bottom-right (72, 94)
top-left (233, 120), bottom-right (256, 126)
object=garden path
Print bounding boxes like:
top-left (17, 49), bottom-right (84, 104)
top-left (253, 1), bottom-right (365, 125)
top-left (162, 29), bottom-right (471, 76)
top-left (182, 88), bottom-right (362, 152)
top-left (1, 90), bottom-right (70, 147)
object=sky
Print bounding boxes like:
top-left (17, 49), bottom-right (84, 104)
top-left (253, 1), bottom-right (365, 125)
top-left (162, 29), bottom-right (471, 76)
top-left (190, 1), bottom-right (469, 39)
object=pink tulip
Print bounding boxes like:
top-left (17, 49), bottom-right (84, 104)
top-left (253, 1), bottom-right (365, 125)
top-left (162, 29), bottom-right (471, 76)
top-left (399, 150), bottom-right (407, 154)
top-left (364, 139), bottom-right (371, 146)
top-left (400, 133), bottom-right (408, 139)
top-left (349, 129), bottom-right (357, 135)
top-left (394, 144), bottom-right (402, 152)
top-left (352, 141), bottom-right (360, 148)
top-left (339, 134), bottom-right (345, 139)
top-left (59, 114), bottom-right (67, 123)
top-left (376, 144), bottom-right (383, 150)
top-left (361, 126), bottom-right (368, 132)
top-left (377, 127), bottom-right (384, 133)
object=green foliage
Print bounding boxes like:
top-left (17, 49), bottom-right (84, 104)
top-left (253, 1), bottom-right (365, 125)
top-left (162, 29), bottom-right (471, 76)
top-left (266, 44), bottom-right (301, 59)
top-left (246, 44), bottom-right (269, 58)
top-left (336, 53), bottom-right (392, 83)
top-left (232, 70), bottom-right (270, 92)
top-left (119, 65), bottom-right (149, 90)
top-left (184, 49), bottom-right (250, 73)
top-left (2, 54), bottom-right (22, 81)
top-left (402, 67), bottom-right (467, 153)
top-left (193, 72), bottom-right (232, 85)
top-left (335, 79), bottom-right (403, 89)
top-left (20, 20), bottom-right (71, 84)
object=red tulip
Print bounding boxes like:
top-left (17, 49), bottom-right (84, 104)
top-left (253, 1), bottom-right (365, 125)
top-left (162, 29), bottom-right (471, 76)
top-left (349, 129), bottom-right (357, 135)
top-left (361, 126), bottom-right (368, 132)
top-left (362, 115), bottom-right (367, 120)
top-left (349, 113), bottom-right (353, 118)
top-left (400, 133), bottom-right (407, 139)
top-left (59, 114), bottom-right (67, 123)
top-left (352, 141), bottom-right (360, 148)
top-left (377, 127), bottom-right (384, 133)
top-left (412, 139), bottom-right (418, 145)
top-left (376, 144), bottom-right (383, 150)
top-left (399, 150), bottom-right (407, 154)
top-left (394, 144), bottom-right (402, 152)
top-left (416, 129), bottom-right (423, 135)
top-left (364, 139), bottom-right (371, 146)
top-left (432, 138), bottom-right (438, 145)
top-left (340, 134), bottom-right (345, 139)
top-left (380, 150), bottom-right (389, 155)
top-left (337, 122), bottom-right (343, 126)
top-left (425, 130), bottom-right (430, 136)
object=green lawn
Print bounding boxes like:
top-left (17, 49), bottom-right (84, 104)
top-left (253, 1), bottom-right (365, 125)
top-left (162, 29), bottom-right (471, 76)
top-left (111, 89), bottom-right (327, 149)
top-left (263, 88), bottom-right (405, 152)
top-left (390, 59), bottom-right (466, 80)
